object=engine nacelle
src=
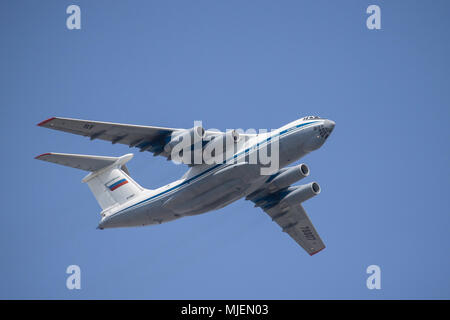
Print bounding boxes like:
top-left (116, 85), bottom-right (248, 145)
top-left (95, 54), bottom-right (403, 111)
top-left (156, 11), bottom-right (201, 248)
top-left (164, 126), bottom-right (205, 154)
top-left (268, 164), bottom-right (309, 192)
top-left (280, 182), bottom-right (321, 206)
top-left (202, 130), bottom-right (240, 164)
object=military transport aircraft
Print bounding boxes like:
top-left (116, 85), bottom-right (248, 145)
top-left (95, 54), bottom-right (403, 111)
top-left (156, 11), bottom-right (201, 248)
top-left (35, 116), bottom-right (335, 255)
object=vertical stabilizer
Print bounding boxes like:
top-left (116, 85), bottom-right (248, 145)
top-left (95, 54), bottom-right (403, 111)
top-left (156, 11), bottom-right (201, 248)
top-left (35, 153), bottom-right (145, 211)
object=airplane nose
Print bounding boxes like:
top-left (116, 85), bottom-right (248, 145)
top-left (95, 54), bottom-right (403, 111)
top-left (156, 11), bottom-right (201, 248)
top-left (317, 120), bottom-right (335, 140)
top-left (325, 120), bottom-right (335, 131)
top-left (304, 120), bottom-right (335, 152)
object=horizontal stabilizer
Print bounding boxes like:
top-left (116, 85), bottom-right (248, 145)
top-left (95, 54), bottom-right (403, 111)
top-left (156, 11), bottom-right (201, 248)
top-left (35, 153), bottom-right (126, 172)
top-left (35, 152), bottom-right (144, 211)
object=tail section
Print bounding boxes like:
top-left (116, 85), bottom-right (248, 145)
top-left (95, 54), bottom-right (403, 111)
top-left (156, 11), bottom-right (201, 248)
top-left (35, 153), bottom-right (145, 211)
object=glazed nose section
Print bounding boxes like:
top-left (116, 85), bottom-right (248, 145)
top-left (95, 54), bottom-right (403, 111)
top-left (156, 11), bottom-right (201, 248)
top-left (304, 119), bottom-right (335, 152)
top-left (318, 120), bottom-right (335, 140)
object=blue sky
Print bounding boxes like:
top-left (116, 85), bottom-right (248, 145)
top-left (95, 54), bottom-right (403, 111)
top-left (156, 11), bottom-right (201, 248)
top-left (1, 0), bottom-right (449, 299)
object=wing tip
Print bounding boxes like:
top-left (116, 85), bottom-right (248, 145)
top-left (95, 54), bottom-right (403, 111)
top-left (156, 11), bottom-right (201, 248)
top-left (35, 153), bottom-right (52, 159)
top-left (309, 246), bottom-right (326, 256)
top-left (37, 117), bottom-right (56, 126)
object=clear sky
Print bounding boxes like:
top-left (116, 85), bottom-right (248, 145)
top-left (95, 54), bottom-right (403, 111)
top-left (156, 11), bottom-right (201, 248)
top-left (1, 0), bottom-right (449, 299)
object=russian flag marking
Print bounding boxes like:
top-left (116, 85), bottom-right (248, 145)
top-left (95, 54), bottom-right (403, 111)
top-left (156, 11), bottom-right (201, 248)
top-left (107, 179), bottom-right (128, 191)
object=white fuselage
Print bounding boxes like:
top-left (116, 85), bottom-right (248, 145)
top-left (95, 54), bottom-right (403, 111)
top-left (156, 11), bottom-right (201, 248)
top-left (98, 118), bottom-right (335, 229)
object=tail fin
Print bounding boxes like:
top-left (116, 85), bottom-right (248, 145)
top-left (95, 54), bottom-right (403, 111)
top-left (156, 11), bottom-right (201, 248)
top-left (35, 152), bottom-right (145, 211)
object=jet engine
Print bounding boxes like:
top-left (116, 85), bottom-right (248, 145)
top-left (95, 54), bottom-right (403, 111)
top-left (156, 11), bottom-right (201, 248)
top-left (267, 164), bottom-right (309, 192)
top-left (164, 126), bottom-right (205, 154)
top-left (281, 182), bottom-right (321, 207)
top-left (202, 130), bottom-right (240, 164)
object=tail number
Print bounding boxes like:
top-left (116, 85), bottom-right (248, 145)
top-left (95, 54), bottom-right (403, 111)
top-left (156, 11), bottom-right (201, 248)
top-left (300, 226), bottom-right (316, 241)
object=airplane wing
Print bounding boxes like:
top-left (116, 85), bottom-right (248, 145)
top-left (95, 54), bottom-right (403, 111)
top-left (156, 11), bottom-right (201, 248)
top-left (250, 199), bottom-right (325, 255)
top-left (37, 117), bottom-right (214, 161)
top-left (37, 117), bottom-right (178, 154)
top-left (37, 117), bottom-right (256, 164)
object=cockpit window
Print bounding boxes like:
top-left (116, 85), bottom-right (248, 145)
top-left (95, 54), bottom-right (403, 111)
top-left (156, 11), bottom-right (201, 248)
top-left (302, 116), bottom-right (321, 121)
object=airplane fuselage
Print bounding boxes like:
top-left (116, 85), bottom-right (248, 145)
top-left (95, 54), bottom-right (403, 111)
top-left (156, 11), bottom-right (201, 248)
top-left (98, 117), bottom-right (335, 229)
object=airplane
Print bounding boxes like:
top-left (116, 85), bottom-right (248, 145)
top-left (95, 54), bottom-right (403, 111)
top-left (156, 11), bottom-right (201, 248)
top-left (35, 116), bottom-right (335, 255)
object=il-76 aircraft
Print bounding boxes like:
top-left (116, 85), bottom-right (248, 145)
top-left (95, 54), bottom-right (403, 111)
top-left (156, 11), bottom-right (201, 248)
top-left (36, 116), bottom-right (335, 255)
